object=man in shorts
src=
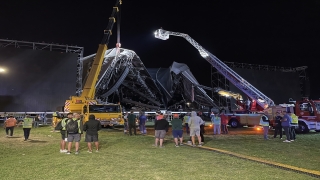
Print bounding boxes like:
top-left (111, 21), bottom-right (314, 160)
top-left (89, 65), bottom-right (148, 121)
top-left (171, 114), bottom-right (183, 147)
top-left (154, 115), bottom-right (169, 148)
top-left (66, 113), bottom-right (83, 154)
top-left (188, 111), bottom-right (204, 147)
top-left (83, 114), bottom-right (101, 153)
top-left (59, 113), bottom-right (73, 153)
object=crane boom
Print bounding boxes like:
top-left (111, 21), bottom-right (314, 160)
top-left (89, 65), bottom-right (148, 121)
top-left (154, 29), bottom-right (275, 110)
top-left (64, 0), bottom-right (122, 114)
top-left (82, 0), bottom-right (122, 99)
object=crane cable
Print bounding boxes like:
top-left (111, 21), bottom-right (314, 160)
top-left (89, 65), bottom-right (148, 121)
top-left (116, 0), bottom-right (122, 53)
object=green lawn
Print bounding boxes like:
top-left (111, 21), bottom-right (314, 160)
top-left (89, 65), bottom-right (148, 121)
top-left (202, 129), bottom-right (320, 172)
top-left (0, 126), bottom-right (319, 180)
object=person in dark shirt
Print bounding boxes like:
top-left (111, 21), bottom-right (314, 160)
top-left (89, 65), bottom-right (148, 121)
top-left (83, 114), bottom-right (102, 153)
top-left (171, 114), bottom-right (183, 147)
top-left (273, 112), bottom-right (283, 139)
top-left (154, 116), bottom-right (169, 148)
top-left (127, 111), bottom-right (137, 136)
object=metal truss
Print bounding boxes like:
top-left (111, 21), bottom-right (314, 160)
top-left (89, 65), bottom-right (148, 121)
top-left (0, 39), bottom-right (84, 95)
top-left (211, 62), bottom-right (308, 106)
top-left (211, 67), bottom-right (231, 110)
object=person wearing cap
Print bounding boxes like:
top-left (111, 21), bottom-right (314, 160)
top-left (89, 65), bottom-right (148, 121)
top-left (281, 111), bottom-right (292, 142)
top-left (259, 111), bottom-right (270, 140)
top-left (59, 113), bottom-right (73, 153)
top-left (83, 114), bottom-right (101, 153)
top-left (4, 115), bottom-right (17, 137)
top-left (154, 114), bottom-right (169, 148)
top-left (171, 114), bottom-right (183, 147)
top-left (156, 113), bottom-right (164, 120)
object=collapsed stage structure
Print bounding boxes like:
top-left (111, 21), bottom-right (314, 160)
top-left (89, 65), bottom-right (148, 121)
top-left (82, 48), bottom-right (217, 111)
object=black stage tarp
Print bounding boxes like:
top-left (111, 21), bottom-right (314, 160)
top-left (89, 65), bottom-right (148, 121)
top-left (0, 47), bottom-right (77, 112)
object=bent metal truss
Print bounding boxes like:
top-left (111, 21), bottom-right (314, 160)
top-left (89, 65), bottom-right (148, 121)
top-left (82, 48), bottom-right (217, 111)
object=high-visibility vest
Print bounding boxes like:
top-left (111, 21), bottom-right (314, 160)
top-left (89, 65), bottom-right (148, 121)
top-left (61, 118), bottom-right (70, 131)
top-left (290, 114), bottom-right (298, 126)
top-left (23, 118), bottom-right (33, 128)
top-left (259, 115), bottom-right (269, 126)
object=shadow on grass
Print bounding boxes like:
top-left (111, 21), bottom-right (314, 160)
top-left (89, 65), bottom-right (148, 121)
top-left (7, 136), bottom-right (21, 138)
top-left (28, 139), bottom-right (48, 143)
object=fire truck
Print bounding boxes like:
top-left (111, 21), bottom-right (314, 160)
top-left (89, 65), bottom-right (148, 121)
top-left (155, 29), bottom-right (320, 133)
top-left (154, 29), bottom-right (275, 128)
top-left (285, 98), bottom-right (320, 133)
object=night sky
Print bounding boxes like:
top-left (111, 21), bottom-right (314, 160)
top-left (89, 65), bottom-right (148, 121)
top-left (1, 0), bottom-right (320, 99)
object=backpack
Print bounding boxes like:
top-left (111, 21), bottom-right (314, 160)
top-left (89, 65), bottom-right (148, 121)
top-left (54, 121), bottom-right (63, 130)
top-left (66, 119), bottom-right (79, 133)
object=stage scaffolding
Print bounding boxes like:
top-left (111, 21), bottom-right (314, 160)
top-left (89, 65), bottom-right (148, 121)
top-left (0, 39), bottom-right (84, 95)
top-left (211, 61), bottom-right (308, 110)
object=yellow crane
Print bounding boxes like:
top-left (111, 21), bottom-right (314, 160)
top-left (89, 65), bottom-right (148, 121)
top-left (64, 0), bottom-right (124, 126)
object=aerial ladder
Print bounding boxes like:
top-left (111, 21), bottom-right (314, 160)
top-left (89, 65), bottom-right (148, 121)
top-left (64, 0), bottom-right (124, 125)
top-left (154, 29), bottom-right (275, 111)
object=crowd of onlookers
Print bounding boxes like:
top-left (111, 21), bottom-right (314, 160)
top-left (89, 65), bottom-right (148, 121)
top-left (2, 109), bottom-right (299, 155)
top-left (121, 110), bottom-right (230, 148)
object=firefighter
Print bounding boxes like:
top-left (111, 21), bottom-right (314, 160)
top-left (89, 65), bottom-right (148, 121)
top-left (290, 113), bottom-right (298, 141)
top-left (259, 111), bottom-right (270, 140)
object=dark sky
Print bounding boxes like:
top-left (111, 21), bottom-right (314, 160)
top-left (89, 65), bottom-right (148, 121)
top-left (1, 0), bottom-right (320, 99)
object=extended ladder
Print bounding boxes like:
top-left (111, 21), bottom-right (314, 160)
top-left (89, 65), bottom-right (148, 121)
top-left (155, 29), bottom-right (275, 109)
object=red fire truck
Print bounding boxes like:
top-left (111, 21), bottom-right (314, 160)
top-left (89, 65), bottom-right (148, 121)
top-left (155, 29), bottom-right (317, 133)
top-left (288, 98), bottom-right (320, 133)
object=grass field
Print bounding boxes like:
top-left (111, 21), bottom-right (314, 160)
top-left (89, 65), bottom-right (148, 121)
top-left (202, 128), bottom-right (320, 172)
top-left (0, 126), bottom-right (319, 180)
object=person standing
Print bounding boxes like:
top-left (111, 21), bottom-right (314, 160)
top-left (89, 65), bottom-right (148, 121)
top-left (171, 114), bottom-right (183, 147)
top-left (59, 113), bottom-right (73, 153)
top-left (183, 113), bottom-right (190, 134)
top-left (34, 115), bottom-right (40, 128)
top-left (154, 115), bottom-right (169, 147)
top-left (188, 111), bottom-right (204, 147)
top-left (66, 113), bottom-right (83, 154)
top-left (127, 111), bottom-right (137, 136)
top-left (22, 115), bottom-right (33, 141)
top-left (199, 113), bottom-right (205, 143)
top-left (139, 112), bottom-right (147, 135)
top-left (273, 112), bottom-right (283, 139)
top-left (211, 112), bottom-right (221, 135)
top-left (290, 112), bottom-right (298, 141)
top-left (4, 116), bottom-right (17, 137)
top-left (83, 114), bottom-right (102, 153)
top-left (281, 111), bottom-right (292, 143)
top-left (220, 111), bottom-right (228, 134)
top-left (123, 112), bottom-right (128, 134)
top-left (259, 111), bottom-right (270, 140)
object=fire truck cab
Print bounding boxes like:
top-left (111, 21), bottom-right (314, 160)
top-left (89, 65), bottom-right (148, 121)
top-left (292, 98), bottom-right (320, 133)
